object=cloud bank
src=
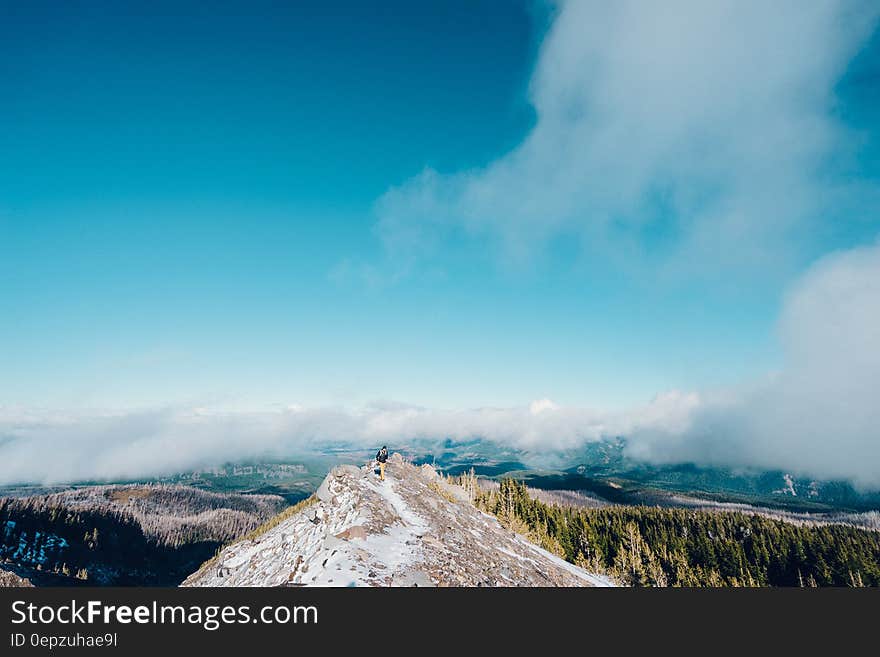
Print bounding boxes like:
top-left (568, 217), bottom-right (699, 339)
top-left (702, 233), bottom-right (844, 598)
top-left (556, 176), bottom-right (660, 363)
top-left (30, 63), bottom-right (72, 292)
top-left (377, 1), bottom-right (878, 270)
top-left (0, 393), bottom-right (697, 486)
top-left (3, 242), bottom-right (879, 486)
top-left (630, 240), bottom-right (880, 487)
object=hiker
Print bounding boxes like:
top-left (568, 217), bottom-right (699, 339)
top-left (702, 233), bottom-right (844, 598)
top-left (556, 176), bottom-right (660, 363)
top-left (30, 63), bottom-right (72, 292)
top-left (376, 445), bottom-right (389, 481)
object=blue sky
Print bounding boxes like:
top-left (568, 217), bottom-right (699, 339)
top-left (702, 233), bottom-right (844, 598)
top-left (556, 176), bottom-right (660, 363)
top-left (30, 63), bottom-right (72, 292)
top-left (1, 0), bottom-right (879, 430)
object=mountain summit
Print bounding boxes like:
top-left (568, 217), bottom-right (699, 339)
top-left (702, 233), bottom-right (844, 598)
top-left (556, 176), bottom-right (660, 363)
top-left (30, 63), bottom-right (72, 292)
top-left (183, 454), bottom-right (613, 587)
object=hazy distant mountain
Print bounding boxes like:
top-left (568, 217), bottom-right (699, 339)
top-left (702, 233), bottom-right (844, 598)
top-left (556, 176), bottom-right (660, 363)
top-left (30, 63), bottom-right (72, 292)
top-left (403, 436), bottom-right (880, 513)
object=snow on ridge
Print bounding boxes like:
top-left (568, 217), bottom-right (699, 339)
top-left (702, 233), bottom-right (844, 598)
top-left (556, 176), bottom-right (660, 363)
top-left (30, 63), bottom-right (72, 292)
top-left (183, 456), bottom-right (614, 587)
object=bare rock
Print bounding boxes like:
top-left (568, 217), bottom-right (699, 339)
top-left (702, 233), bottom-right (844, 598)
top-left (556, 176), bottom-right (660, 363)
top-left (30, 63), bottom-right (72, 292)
top-left (335, 525), bottom-right (368, 541)
top-left (420, 464), bottom-right (439, 479)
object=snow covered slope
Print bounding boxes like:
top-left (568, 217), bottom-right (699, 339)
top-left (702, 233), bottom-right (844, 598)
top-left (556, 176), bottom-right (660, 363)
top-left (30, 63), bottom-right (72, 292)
top-left (183, 455), bottom-right (614, 587)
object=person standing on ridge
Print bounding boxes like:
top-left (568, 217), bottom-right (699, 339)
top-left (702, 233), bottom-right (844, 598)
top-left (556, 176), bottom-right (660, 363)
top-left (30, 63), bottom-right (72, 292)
top-left (376, 446), bottom-right (389, 481)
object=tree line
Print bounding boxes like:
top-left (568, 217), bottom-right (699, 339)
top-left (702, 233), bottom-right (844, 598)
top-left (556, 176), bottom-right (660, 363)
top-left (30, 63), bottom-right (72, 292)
top-left (455, 474), bottom-right (880, 587)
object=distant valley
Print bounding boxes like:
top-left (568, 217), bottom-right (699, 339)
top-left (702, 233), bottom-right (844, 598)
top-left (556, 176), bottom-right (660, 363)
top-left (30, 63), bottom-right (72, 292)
top-left (406, 437), bottom-right (880, 520)
top-left (2, 438), bottom-right (879, 587)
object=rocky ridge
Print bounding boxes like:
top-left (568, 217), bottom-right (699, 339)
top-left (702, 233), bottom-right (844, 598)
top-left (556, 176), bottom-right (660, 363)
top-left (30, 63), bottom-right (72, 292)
top-left (183, 454), bottom-right (614, 587)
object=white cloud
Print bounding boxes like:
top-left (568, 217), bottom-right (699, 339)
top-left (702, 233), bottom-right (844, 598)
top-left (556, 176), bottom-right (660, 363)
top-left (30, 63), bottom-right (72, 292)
top-left (628, 241), bottom-right (880, 487)
top-left (529, 398), bottom-right (559, 414)
top-left (376, 1), bottom-right (878, 272)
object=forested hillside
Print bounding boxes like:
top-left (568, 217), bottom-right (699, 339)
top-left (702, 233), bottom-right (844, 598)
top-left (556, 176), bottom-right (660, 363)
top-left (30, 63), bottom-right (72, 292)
top-left (462, 476), bottom-right (880, 587)
top-left (0, 485), bottom-right (286, 585)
